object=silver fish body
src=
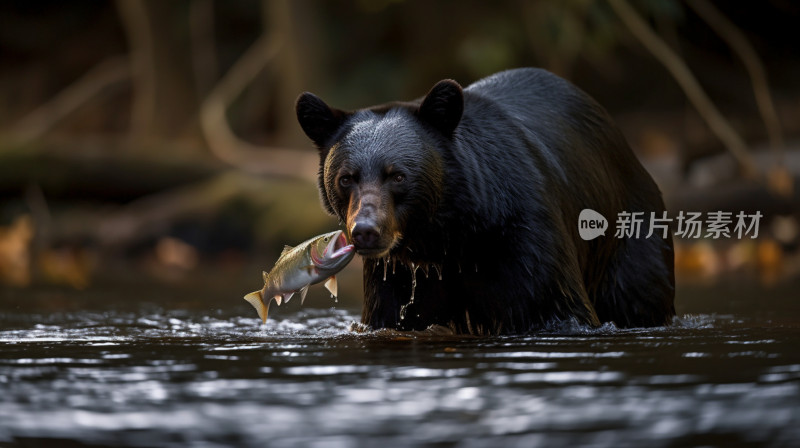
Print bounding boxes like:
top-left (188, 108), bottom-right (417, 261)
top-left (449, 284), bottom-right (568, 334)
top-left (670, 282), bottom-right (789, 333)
top-left (244, 230), bottom-right (354, 323)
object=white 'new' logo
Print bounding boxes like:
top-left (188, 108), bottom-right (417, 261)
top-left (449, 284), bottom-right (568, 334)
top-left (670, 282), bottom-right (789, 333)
top-left (578, 209), bottom-right (608, 241)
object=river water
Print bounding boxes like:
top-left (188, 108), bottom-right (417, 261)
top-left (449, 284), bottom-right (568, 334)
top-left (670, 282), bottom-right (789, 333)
top-left (1, 283), bottom-right (798, 447)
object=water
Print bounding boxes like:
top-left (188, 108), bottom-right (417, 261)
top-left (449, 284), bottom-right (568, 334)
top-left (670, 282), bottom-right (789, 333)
top-left (1, 290), bottom-right (799, 447)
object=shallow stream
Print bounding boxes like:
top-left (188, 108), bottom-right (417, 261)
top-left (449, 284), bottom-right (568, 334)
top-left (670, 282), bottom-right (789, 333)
top-left (1, 284), bottom-right (798, 447)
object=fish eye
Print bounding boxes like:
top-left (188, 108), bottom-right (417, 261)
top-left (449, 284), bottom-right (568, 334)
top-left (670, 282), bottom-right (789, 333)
top-left (323, 237), bottom-right (330, 242)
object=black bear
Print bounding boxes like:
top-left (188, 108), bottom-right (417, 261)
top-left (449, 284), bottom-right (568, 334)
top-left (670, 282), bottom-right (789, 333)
top-left (296, 68), bottom-right (675, 335)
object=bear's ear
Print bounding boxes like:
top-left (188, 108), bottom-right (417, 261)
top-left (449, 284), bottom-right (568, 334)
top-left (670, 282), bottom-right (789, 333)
top-left (417, 79), bottom-right (463, 137)
top-left (296, 92), bottom-right (348, 148)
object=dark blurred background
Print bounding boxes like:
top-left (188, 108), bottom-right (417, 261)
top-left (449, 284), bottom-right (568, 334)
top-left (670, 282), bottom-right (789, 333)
top-left (1, 0), bottom-right (799, 317)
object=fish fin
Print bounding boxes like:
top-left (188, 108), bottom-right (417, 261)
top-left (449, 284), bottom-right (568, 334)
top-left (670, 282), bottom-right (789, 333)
top-left (281, 292), bottom-right (294, 304)
top-left (280, 245), bottom-right (292, 256)
top-left (244, 291), bottom-right (269, 323)
top-left (262, 271), bottom-right (268, 282)
top-left (299, 285), bottom-right (310, 305)
top-left (324, 276), bottom-right (338, 297)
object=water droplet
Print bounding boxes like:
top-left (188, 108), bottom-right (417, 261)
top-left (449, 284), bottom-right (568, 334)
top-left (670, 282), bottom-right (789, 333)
top-left (411, 262), bottom-right (417, 302)
top-left (399, 262), bottom-right (419, 321)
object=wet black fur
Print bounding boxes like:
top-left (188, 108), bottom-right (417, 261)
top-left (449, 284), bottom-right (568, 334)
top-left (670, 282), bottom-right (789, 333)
top-left (296, 68), bottom-right (675, 335)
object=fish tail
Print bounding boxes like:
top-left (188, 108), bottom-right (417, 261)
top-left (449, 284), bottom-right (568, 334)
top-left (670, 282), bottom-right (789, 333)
top-left (244, 290), bottom-right (270, 323)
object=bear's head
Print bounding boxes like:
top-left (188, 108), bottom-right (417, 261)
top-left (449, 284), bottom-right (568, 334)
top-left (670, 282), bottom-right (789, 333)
top-left (296, 80), bottom-right (464, 258)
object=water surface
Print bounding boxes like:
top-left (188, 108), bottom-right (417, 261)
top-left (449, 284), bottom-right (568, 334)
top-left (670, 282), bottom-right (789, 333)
top-left (1, 290), bottom-right (798, 447)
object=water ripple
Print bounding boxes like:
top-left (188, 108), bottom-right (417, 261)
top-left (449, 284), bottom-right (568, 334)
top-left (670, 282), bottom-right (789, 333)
top-left (0, 309), bottom-right (798, 447)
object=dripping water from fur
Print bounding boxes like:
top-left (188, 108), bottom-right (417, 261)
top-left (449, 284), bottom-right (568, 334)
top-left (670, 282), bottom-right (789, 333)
top-left (399, 262), bottom-right (418, 321)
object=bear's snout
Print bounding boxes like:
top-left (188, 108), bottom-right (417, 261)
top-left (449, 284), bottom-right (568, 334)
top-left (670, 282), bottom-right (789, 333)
top-left (351, 220), bottom-right (380, 250)
top-left (345, 184), bottom-right (399, 257)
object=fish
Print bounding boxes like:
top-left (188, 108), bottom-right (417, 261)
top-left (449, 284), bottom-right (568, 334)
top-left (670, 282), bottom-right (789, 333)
top-left (243, 230), bottom-right (355, 323)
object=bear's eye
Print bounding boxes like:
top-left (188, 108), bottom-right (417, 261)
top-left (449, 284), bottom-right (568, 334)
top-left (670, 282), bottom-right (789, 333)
top-left (339, 175), bottom-right (353, 188)
top-left (392, 173), bottom-right (405, 183)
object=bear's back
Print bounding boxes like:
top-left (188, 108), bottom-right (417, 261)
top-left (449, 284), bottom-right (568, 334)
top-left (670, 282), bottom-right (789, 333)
top-left (461, 68), bottom-right (660, 213)
top-left (465, 67), bottom-right (578, 112)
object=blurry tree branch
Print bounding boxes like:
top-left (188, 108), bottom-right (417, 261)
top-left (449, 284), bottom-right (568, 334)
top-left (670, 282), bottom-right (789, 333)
top-left (687, 0), bottom-right (784, 152)
top-left (686, 0), bottom-right (791, 195)
top-left (8, 57), bottom-right (129, 143)
top-left (265, 0), bottom-right (305, 144)
top-left (189, 0), bottom-right (218, 102)
top-left (198, 0), bottom-right (317, 181)
top-left (608, 0), bottom-right (758, 178)
top-left (116, 0), bottom-right (199, 140)
top-left (521, 2), bottom-right (587, 79)
top-left (96, 171), bottom-right (256, 248)
top-left (87, 170), bottom-right (327, 250)
top-left (116, 0), bottom-right (155, 137)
